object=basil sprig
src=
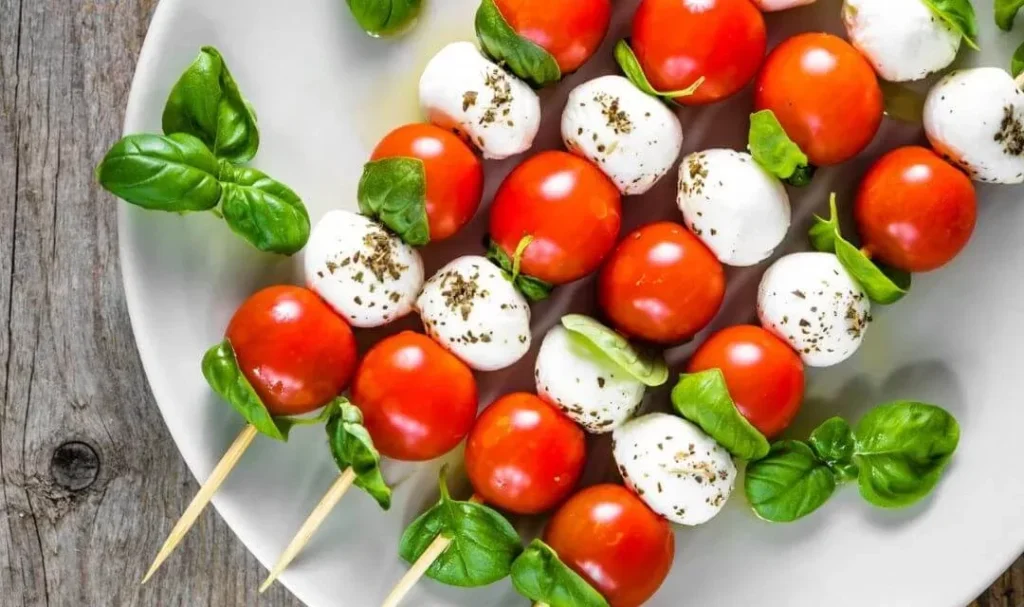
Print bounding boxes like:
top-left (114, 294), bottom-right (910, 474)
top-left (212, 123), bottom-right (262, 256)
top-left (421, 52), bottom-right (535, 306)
top-left (922, 0), bottom-right (978, 48)
top-left (346, 0), bottom-right (423, 37)
top-left (476, 0), bottom-right (561, 88)
top-left (486, 238), bottom-right (553, 302)
top-left (398, 466), bottom-right (523, 587)
top-left (219, 164), bottom-right (311, 255)
top-left (358, 157), bottom-right (430, 246)
top-left (748, 110), bottom-right (814, 186)
top-left (326, 399), bottom-right (392, 509)
top-left (561, 315), bottom-right (668, 387)
top-left (745, 440), bottom-right (837, 523)
top-left (614, 40), bottom-right (704, 102)
top-left (671, 369), bottom-right (770, 461)
top-left (510, 539), bottom-right (609, 607)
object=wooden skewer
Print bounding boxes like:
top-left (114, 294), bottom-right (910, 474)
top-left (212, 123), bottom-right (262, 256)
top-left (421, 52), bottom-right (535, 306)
top-left (259, 467), bottom-right (358, 592)
top-left (142, 424), bottom-right (259, 584)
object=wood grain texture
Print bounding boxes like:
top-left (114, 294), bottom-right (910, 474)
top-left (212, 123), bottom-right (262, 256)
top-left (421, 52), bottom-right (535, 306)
top-left (0, 1), bottom-right (1018, 606)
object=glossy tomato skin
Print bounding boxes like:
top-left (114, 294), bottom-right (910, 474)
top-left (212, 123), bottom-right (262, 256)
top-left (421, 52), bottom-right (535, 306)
top-left (465, 393), bottom-right (586, 515)
top-left (494, 0), bottom-right (612, 74)
top-left (490, 151), bottom-right (622, 285)
top-left (545, 484), bottom-right (674, 607)
top-left (855, 146), bottom-right (977, 273)
top-left (599, 222), bottom-right (725, 345)
top-left (351, 331), bottom-right (477, 461)
top-left (371, 123), bottom-right (484, 242)
top-left (225, 286), bottom-right (357, 417)
top-left (632, 0), bottom-right (766, 105)
top-left (754, 33), bottom-right (883, 167)
top-left (688, 325), bottom-right (805, 438)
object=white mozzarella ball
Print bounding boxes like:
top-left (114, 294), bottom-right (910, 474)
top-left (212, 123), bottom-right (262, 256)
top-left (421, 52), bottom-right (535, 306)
top-left (676, 149), bottom-right (791, 267)
top-left (613, 413), bottom-right (736, 526)
top-left (757, 252), bottom-right (871, 367)
top-left (561, 75), bottom-right (683, 195)
top-left (534, 325), bottom-right (645, 434)
top-left (751, 0), bottom-right (816, 11)
top-left (419, 41), bottom-right (541, 160)
top-left (416, 255), bottom-right (531, 371)
top-left (924, 68), bottom-right (1024, 184)
top-left (842, 0), bottom-right (960, 82)
top-left (305, 210), bottom-right (424, 328)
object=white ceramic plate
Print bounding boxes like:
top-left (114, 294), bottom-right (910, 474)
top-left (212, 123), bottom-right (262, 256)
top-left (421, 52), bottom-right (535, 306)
top-left (119, 1), bottom-right (1024, 605)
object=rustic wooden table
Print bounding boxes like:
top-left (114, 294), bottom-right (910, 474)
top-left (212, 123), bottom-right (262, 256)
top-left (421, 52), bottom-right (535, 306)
top-left (0, 1), bottom-right (1020, 605)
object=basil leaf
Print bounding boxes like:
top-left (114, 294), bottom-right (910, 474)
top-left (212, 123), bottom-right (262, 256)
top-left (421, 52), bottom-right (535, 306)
top-left (880, 80), bottom-right (926, 124)
top-left (1013, 41), bottom-right (1024, 77)
top-left (922, 0), bottom-right (978, 48)
top-left (346, 0), bottom-right (422, 37)
top-left (162, 46), bottom-right (260, 164)
top-left (96, 133), bottom-right (222, 212)
top-left (614, 40), bottom-right (704, 101)
top-left (671, 369), bottom-right (770, 461)
top-left (219, 163), bottom-right (311, 255)
top-left (398, 466), bottom-right (522, 587)
top-left (510, 539), bottom-right (609, 607)
top-left (745, 440), bottom-right (837, 523)
top-left (561, 315), bottom-right (668, 387)
top-left (326, 398), bottom-right (392, 510)
top-left (475, 0), bottom-right (561, 87)
top-left (201, 339), bottom-right (294, 441)
top-left (808, 194), bottom-right (841, 253)
top-left (748, 110), bottom-right (811, 183)
top-left (357, 157), bottom-right (430, 246)
top-left (997, 0), bottom-right (1024, 30)
top-left (853, 401), bottom-right (960, 508)
top-left (485, 239), bottom-right (553, 302)
top-left (809, 417), bottom-right (857, 481)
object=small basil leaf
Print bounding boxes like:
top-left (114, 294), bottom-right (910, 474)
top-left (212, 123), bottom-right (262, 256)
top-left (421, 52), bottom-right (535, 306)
top-left (510, 539), bottom-right (609, 607)
top-left (560, 314), bottom-right (668, 387)
top-left (922, 0), bottom-right (978, 48)
top-left (485, 239), bottom-right (554, 302)
top-left (1013, 41), bottom-right (1024, 77)
top-left (613, 40), bottom-right (704, 101)
top-left (96, 133), bottom-right (222, 212)
top-left (201, 339), bottom-right (292, 441)
top-left (748, 110), bottom-right (811, 183)
top-left (809, 417), bottom-right (856, 468)
top-left (475, 0), bottom-right (561, 88)
top-left (358, 157), bottom-right (430, 246)
top-left (162, 46), bottom-right (260, 164)
top-left (219, 163), bottom-right (311, 255)
top-left (880, 80), bottom-right (926, 124)
top-left (996, 0), bottom-right (1024, 30)
top-left (853, 401), bottom-right (960, 508)
top-left (326, 398), bottom-right (392, 510)
top-left (671, 369), bottom-right (770, 461)
top-left (346, 0), bottom-right (422, 37)
top-left (398, 466), bottom-right (523, 587)
top-left (808, 193), bottom-right (841, 253)
top-left (745, 440), bottom-right (837, 523)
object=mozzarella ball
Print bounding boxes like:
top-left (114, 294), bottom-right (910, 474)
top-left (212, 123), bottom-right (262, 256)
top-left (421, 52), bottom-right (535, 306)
top-left (751, 0), bottom-right (816, 11)
top-left (677, 149), bottom-right (791, 267)
top-left (924, 68), bottom-right (1024, 184)
top-left (613, 413), bottom-right (736, 526)
top-left (305, 210), bottom-right (424, 328)
top-left (416, 256), bottom-right (531, 371)
top-left (419, 41), bottom-right (541, 160)
top-left (561, 75), bottom-right (683, 196)
top-left (757, 252), bottom-right (871, 367)
top-left (534, 325), bottom-right (645, 434)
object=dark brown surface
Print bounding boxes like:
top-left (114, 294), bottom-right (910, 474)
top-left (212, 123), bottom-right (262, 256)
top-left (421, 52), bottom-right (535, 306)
top-left (0, 1), bottom-right (1018, 606)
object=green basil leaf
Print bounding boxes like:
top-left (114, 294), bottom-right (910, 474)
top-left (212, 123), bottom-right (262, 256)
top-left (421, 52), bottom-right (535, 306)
top-left (475, 0), bottom-right (561, 88)
top-left (922, 0), bottom-right (978, 48)
top-left (326, 398), bottom-right (392, 510)
top-left (162, 46), bottom-right (260, 164)
top-left (1013, 41), bottom-right (1024, 77)
top-left (880, 80), bottom-right (926, 124)
top-left (997, 0), bottom-right (1024, 30)
top-left (560, 314), bottom-right (667, 387)
top-left (96, 133), bottom-right (222, 212)
top-left (808, 194), bottom-right (842, 253)
top-left (748, 110), bottom-right (811, 183)
top-left (809, 417), bottom-right (856, 469)
top-left (357, 157), bottom-right (430, 246)
top-left (485, 239), bottom-right (553, 302)
top-left (510, 539), bottom-right (609, 607)
top-left (201, 339), bottom-right (293, 441)
top-left (346, 0), bottom-right (423, 37)
top-left (745, 440), bottom-right (837, 523)
top-left (613, 40), bottom-right (704, 101)
top-left (671, 369), bottom-right (770, 461)
top-left (398, 465), bottom-right (523, 587)
top-left (853, 401), bottom-right (960, 508)
top-left (218, 163), bottom-right (311, 255)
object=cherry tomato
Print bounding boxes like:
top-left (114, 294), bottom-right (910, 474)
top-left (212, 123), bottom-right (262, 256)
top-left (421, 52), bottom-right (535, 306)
top-left (371, 123), bottom-right (484, 241)
top-left (494, 0), bottom-right (612, 74)
top-left (465, 393), bottom-right (585, 515)
top-left (599, 222), bottom-right (725, 345)
top-left (351, 331), bottom-right (477, 461)
top-left (855, 146), bottom-right (977, 273)
top-left (687, 325), bottom-right (805, 438)
top-left (631, 0), bottom-right (766, 105)
top-left (754, 33), bottom-right (883, 167)
top-left (544, 484), bottom-right (674, 607)
top-left (225, 286), bottom-right (357, 417)
top-left (490, 151), bottom-right (622, 285)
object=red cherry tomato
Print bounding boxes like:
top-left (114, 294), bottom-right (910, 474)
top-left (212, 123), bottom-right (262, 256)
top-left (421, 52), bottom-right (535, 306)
top-left (371, 123), bottom-right (484, 242)
top-left (490, 151), bottom-right (622, 285)
top-left (599, 222), bottom-right (725, 345)
top-left (544, 484), bottom-right (675, 607)
top-left (631, 0), bottom-right (766, 105)
top-left (688, 325), bottom-right (805, 438)
top-left (855, 146), bottom-right (977, 273)
top-left (493, 0), bottom-right (612, 74)
top-left (225, 286), bottom-right (357, 417)
top-left (351, 331), bottom-right (477, 461)
top-left (465, 393), bottom-right (585, 515)
top-left (754, 33), bottom-right (883, 167)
